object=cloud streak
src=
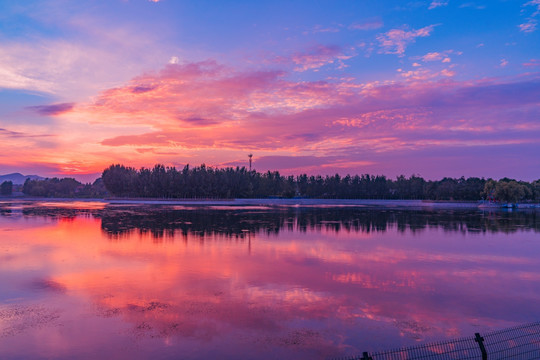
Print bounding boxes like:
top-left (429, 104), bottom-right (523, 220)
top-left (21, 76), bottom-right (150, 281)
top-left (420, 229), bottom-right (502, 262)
top-left (27, 103), bottom-right (75, 116)
top-left (0, 128), bottom-right (53, 139)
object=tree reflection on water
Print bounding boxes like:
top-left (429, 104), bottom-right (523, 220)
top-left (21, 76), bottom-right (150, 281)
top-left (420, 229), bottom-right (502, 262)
top-left (9, 204), bottom-right (540, 239)
top-left (0, 201), bottom-right (539, 359)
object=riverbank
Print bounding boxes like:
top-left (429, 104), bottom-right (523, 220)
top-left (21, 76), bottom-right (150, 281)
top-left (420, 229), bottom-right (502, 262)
top-left (1, 196), bottom-right (539, 210)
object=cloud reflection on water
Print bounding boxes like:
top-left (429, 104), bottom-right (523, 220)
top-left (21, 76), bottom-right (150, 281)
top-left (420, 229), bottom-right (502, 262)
top-left (0, 204), bottom-right (539, 359)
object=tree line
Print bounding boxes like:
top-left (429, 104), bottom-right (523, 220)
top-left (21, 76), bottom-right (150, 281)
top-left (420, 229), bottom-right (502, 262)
top-left (10, 163), bottom-right (539, 202)
top-left (8, 204), bottom-right (539, 237)
top-left (21, 177), bottom-right (107, 198)
top-left (98, 163), bottom-right (540, 203)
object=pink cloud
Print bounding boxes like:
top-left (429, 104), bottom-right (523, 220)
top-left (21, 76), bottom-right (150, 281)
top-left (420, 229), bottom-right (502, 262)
top-left (523, 59), bottom-right (540, 67)
top-left (399, 67), bottom-right (455, 80)
top-left (417, 50), bottom-right (455, 63)
top-left (33, 57), bottom-right (538, 180)
top-left (440, 68), bottom-right (456, 77)
top-left (377, 25), bottom-right (437, 56)
top-left (349, 19), bottom-right (384, 31)
top-left (519, 20), bottom-right (537, 32)
top-left (0, 25), bottom-right (173, 100)
top-left (89, 63), bottom-right (539, 153)
top-left (422, 52), bottom-right (444, 61)
top-left (291, 45), bottom-right (354, 72)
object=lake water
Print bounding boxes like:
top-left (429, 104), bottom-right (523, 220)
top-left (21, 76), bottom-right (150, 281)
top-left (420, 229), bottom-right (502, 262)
top-left (1, 200), bottom-right (539, 359)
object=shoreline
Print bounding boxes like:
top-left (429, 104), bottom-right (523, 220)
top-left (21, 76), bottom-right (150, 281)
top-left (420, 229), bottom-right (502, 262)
top-left (1, 196), bottom-right (539, 209)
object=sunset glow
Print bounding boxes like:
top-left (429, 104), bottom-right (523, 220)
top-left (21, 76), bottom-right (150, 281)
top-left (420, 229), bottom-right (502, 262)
top-left (1, 1), bottom-right (539, 180)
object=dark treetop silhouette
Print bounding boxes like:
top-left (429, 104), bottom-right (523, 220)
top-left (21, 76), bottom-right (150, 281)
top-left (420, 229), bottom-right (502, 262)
top-left (16, 163), bottom-right (540, 202)
top-left (100, 163), bottom-right (539, 202)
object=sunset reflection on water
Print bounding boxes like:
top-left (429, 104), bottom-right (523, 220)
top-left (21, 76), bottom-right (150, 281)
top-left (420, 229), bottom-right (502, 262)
top-left (1, 202), bottom-right (539, 359)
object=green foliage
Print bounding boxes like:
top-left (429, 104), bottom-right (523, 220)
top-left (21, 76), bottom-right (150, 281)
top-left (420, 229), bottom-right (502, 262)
top-left (482, 179), bottom-right (498, 200)
top-left (492, 180), bottom-right (529, 204)
top-left (1, 181), bottom-right (13, 195)
top-left (483, 179), bottom-right (535, 204)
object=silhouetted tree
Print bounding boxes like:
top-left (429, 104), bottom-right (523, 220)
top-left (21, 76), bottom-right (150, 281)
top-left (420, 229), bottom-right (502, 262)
top-left (1, 181), bottom-right (12, 195)
top-left (102, 164), bottom-right (138, 197)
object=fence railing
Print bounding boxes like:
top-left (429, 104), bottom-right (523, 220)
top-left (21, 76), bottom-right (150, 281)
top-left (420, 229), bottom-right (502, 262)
top-left (337, 321), bottom-right (540, 360)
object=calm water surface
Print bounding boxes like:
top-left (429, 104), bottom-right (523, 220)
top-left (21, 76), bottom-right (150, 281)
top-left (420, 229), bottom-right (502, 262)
top-left (1, 200), bottom-right (539, 359)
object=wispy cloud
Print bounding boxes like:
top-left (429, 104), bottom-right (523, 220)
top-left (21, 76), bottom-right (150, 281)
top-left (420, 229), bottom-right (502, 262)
top-left (377, 25), bottom-right (437, 56)
top-left (291, 45), bottom-right (355, 72)
top-left (0, 128), bottom-right (53, 139)
top-left (349, 19), bottom-right (384, 30)
top-left (0, 128), bottom-right (55, 145)
top-left (523, 59), bottom-right (540, 67)
top-left (428, 1), bottom-right (449, 10)
top-left (0, 63), bottom-right (54, 94)
top-left (520, 0), bottom-right (540, 32)
top-left (519, 20), bottom-right (537, 32)
top-left (0, 7), bottom-right (175, 100)
top-left (459, 3), bottom-right (486, 10)
top-left (525, 0), bottom-right (540, 14)
top-left (308, 25), bottom-right (341, 34)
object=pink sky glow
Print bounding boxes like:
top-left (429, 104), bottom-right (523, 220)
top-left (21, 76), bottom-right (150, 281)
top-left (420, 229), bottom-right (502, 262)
top-left (0, 1), bottom-right (539, 181)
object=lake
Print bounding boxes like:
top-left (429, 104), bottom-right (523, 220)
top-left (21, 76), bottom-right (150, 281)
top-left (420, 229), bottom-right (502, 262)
top-left (1, 200), bottom-right (539, 359)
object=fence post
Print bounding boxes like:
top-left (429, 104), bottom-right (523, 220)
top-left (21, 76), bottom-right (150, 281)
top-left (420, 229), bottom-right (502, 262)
top-left (361, 352), bottom-right (373, 360)
top-left (475, 332), bottom-right (488, 360)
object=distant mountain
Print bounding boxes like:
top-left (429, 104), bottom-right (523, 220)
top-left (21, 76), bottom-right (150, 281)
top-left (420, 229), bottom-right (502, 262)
top-left (0, 173), bottom-right (45, 185)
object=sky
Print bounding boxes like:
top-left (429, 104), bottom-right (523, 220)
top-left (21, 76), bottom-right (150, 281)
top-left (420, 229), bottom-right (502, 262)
top-left (0, 0), bottom-right (539, 182)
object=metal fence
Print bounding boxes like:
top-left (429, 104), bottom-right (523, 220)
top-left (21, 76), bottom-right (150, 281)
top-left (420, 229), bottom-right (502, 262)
top-left (337, 321), bottom-right (540, 360)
